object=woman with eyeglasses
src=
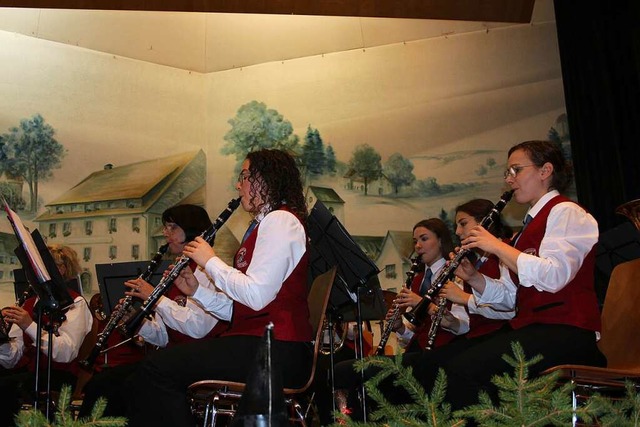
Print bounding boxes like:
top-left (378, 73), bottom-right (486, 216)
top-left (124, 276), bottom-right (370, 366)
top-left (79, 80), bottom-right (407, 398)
top-left (125, 148), bottom-right (312, 427)
top-left (406, 140), bottom-right (605, 415)
top-left (78, 204), bottom-right (227, 418)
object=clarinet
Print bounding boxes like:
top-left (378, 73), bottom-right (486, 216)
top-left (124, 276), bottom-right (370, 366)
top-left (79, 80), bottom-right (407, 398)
top-left (374, 255), bottom-right (422, 356)
top-left (404, 189), bottom-right (514, 328)
top-left (79, 243), bottom-right (169, 369)
top-left (424, 277), bottom-right (462, 351)
top-left (118, 197), bottom-right (241, 338)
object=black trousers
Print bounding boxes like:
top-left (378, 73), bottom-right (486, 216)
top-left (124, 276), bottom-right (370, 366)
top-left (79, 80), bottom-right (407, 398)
top-left (312, 345), bottom-right (360, 425)
top-left (125, 335), bottom-right (313, 427)
top-left (0, 366), bottom-right (76, 426)
top-left (405, 323), bottom-right (606, 410)
top-left (78, 362), bottom-right (140, 418)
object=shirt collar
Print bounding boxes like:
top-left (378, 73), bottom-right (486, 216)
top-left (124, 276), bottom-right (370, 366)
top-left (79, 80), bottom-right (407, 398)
top-left (428, 257), bottom-right (447, 274)
top-left (525, 189), bottom-right (560, 222)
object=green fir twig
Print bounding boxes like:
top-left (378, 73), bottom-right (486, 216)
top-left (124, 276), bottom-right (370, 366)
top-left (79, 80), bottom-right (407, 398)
top-left (14, 384), bottom-right (128, 427)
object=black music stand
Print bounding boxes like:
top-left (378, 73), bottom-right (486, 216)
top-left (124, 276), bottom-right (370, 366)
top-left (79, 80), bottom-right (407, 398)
top-left (307, 200), bottom-right (383, 422)
top-left (95, 259), bottom-right (172, 317)
top-left (4, 200), bottom-right (73, 420)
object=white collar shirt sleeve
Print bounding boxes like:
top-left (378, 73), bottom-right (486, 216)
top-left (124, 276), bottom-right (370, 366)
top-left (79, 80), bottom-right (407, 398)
top-left (155, 268), bottom-right (221, 338)
top-left (203, 209), bottom-right (306, 312)
top-left (24, 296), bottom-right (93, 363)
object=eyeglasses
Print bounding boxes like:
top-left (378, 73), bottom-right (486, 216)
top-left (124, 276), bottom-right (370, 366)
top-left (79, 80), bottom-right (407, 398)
top-left (237, 171), bottom-right (251, 183)
top-left (503, 164), bottom-right (535, 179)
top-left (162, 223), bottom-right (179, 233)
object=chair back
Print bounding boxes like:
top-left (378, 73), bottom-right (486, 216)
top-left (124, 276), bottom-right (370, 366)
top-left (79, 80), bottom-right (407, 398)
top-left (598, 258), bottom-right (640, 370)
top-left (285, 266), bottom-right (336, 393)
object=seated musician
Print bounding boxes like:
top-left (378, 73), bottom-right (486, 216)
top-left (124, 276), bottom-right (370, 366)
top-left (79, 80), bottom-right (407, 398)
top-left (327, 218), bottom-right (466, 423)
top-left (78, 204), bottom-right (227, 417)
top-left (0, 245), bottom-right (92, 426)
top-left (388, 218), bottom-right (466, 353)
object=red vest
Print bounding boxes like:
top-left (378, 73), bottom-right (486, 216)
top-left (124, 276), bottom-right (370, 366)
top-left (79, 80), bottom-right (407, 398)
top-left (508, 195), bottom-right (601, 332)
top-left (21, 289), bottom-right (84, 376)
top-left (224, 209), bottom-right (312, 342)
top-left (464, 252), bottom-right (508, 338)
top-left (408, 271), bottom-right (456, 350)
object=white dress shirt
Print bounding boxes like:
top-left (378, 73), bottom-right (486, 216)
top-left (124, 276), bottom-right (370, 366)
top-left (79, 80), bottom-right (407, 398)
top-left (138, 267), bottom-right (221, 347)
top-left (194, 209), bottom-right (306, 319)
top-left (0, 295), bottom-right (92, 368)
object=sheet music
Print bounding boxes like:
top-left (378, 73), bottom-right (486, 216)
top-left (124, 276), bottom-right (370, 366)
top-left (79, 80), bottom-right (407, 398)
top-left (2, 198), bottom-right (51, 283)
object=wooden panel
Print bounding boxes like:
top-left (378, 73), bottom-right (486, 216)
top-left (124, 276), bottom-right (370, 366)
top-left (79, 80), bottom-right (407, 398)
top-left (0, 0), bottom-right (536, 23)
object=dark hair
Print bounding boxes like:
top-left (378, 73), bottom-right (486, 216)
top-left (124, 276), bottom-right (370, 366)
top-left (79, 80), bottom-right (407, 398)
top-left (162, 204), bottom-right (212, 242)
top-left (245, 149), bottom-right (307, 223)
top-left (508, 140), bottom-right (572, 193)
top-left (413, 218), bottom-right (455, 259)
top-left (455, 199), bottom-right (513, 239)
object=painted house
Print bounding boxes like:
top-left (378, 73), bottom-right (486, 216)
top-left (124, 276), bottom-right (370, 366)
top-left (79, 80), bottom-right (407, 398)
top-left (0, 231), bottom-right (19, 290)
top-left (375, 230), bottom-right (415, 292)
top-left (34, 150), bottom-right (238, 295)
top-left (306, 186), bottom-right (345, 224)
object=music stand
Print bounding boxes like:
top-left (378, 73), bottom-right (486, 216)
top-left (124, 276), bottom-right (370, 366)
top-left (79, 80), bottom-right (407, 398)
top-left (4, 201), bottom-right (73, 419)
top-left (95, 259), bottom-right (172, 317)
top-left (307, 200), bottom-right (383, 421)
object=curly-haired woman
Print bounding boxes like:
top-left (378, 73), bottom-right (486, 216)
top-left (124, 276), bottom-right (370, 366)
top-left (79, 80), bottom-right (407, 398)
top-left (125, 148), bottom-right (312, 427)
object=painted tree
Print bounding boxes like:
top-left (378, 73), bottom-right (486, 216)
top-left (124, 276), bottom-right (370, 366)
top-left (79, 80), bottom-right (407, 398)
top-left (325, 144), bottom-right (337, 175)
top-left (1, 114), bottom-right (65, 212)
top-left (221, 101), bottom-right (300, 164)
top-left (348, 144), bottom-right (382, 196)
top-left (383, 153), bottom-right (415, 194)
top-left (301, 125), bottom-right (326, 177)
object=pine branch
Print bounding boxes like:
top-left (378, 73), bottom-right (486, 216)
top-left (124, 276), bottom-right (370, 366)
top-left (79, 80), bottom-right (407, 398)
top-left (14, 384), bottom-right (128, 427)
top-left (588, 381), bottom-right (640, 426)
top-left (455, 341), bottom-right (593, 427)
top-left (331, 354), bottom-right (465, 426)
top-left (328, 341), bottom-right (637, 427)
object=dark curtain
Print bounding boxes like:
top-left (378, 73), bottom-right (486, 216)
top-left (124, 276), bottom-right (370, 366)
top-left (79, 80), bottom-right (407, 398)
top-left (554, 0), bottom-right (640, 233)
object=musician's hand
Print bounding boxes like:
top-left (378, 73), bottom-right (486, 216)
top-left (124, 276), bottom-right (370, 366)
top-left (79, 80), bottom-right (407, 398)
top-left (461, 225), bottom-right (501, 254)
top-left (439, 281), bottom-right (472, 306)
top-left (183, 237), bottom-right (216, 268)
top-left (175, 268), bottom-right (199, 296)
top-left (451, 252), bottom-right (478, 282)
top-left (396, 288), bottom-right (422, 309)
top-left (384, 307), bottom-right (396, 321)
top-left (439, 309), bottom-right (459, 330)
top-left (3, 306), bottom-right (33, 330)
top-left (124, 278), bottom-right (153, 300)
top-left (427, 302), bottom-right (439, 316)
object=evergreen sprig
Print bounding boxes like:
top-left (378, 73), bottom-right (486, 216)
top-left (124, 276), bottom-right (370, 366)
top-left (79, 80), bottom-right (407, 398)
top-left (456, 341), bottom-right (595, 426)
top-left (14, 384), bottom-right (128, 427)
top-left (589, 381), bottom-right (640, 426)
top-left (331, 354), bottom-right (465, 426)
top-left (330, 341), bottom-right (640, 427)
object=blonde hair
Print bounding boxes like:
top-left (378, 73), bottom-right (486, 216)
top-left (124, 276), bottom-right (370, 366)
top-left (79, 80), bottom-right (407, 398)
top-left (47, 244), bottom-right (81, 281)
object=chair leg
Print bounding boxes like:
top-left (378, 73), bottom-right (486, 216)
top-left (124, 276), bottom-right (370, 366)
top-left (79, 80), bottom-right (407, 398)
top-left (570, 378), bottom-right (577, 427)
top-left (288, 398), bottom-right (307, 426)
